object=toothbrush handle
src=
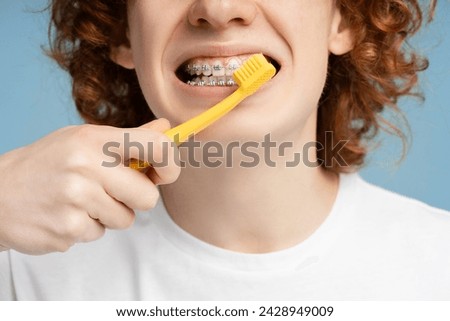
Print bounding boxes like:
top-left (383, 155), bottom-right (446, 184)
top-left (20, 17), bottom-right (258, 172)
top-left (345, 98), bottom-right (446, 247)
top-left (164, 88), bottom-right (246, 146)
top-left (128, 88), bottom-right (246, 170)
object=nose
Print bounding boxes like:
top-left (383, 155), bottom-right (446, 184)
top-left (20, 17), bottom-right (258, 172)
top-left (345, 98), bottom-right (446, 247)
top-left (188, 0), bottom-right (257, 30)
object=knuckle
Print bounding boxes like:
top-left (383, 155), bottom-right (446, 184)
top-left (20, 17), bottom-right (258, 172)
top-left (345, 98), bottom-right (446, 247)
top-left (63, 126), bottom-right (98, 170)
top-left (62, 175), bottom-right (87, 206)
top-left (54, 125), bottom-right (74, 136)
top-left (156, 117), bottom-right (171, 129)
top-left (73, 124), bottom-right (95, 140)
top-left (65, 151), bottom-right (91, 172)
top-left (62, 214), bottom-right (85, 239)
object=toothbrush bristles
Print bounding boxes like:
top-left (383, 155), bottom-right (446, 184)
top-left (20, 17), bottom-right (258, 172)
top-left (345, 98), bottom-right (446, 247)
top-left (233, 54), bottom-right (276, 94)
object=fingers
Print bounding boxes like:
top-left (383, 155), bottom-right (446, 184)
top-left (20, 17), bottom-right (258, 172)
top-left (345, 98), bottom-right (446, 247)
top-left (86, 183), bottom-right (136, 229)
top-left (56, 120), bottom-right (179, 243)
top-left (39, 120), bottom-right (180, 252)
top-left (44, 209), bottom-right (106, 252)
top-left (50, 181), bottom-right (137, 248)
top-left (139, 117), bottom-right (171, 131)
top-left (138, 118), bottom-right (175, 184)
top-left (100, 119), bottom-right (181, 186)
top-left (101, 166), bottom-right (161, 211)
top-left (60, 175), bottom-right (135, 247)
top-left (0, 121), bottom-right (181, 256)
top-left (76, 217), bottom-right (105, 243)
top-left (64, 185), bottom-right (135, 245)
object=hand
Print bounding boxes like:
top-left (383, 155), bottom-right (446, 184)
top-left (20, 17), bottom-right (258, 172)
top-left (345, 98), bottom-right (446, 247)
top-left (0, 118), bottom-right (180, 255)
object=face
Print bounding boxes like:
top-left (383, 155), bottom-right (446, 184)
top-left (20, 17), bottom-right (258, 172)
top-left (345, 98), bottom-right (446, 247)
top-left (115, 0), bottom-right (353, 144)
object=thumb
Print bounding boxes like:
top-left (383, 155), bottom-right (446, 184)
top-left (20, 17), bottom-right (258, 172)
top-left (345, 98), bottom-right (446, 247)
top-left (139, 118), bottom-right (171, 133)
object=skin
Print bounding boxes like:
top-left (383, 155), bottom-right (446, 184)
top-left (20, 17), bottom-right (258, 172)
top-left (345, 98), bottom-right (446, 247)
top-left (0, 120), bottom-right (180, 254)
top-left (112, 0), bottom-right (354, 253)
top-left (0, 0), bottom-right (353, 255)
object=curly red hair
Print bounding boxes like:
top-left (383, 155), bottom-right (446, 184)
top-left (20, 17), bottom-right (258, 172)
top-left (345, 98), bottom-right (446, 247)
top-left (48, 0), bottom-right (436, 172)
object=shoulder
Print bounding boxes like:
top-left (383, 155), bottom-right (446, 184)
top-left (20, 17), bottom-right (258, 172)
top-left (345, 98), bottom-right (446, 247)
top-left (345, 173), bottom-right (450, 246)
top-left (328, 174), bottom-right (450, 298)
top-left (353, 173), bottom-right (449, 221)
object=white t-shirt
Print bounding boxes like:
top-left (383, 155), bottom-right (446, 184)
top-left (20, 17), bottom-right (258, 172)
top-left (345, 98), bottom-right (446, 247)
top-left (1, 173), bottom-right (449, 300)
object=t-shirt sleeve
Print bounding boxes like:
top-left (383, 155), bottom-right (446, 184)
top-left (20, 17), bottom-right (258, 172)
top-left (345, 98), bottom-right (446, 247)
top-left (0, 251), bottom-right (16, 300)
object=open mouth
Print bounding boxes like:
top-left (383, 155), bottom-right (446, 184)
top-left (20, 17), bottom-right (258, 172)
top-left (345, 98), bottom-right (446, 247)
top-left (175, 54), bottom-right (281, 87)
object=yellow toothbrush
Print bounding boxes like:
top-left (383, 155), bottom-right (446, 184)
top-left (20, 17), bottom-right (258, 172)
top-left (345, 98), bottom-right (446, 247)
top-left (130, 53), bottom-right (276, 170)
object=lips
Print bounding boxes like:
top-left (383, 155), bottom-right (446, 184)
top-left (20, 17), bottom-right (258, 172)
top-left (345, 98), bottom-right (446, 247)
top-left (175, 53), bottom-right (281, 87)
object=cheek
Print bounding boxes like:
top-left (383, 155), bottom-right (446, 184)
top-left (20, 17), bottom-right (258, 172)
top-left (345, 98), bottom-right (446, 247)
top-left (271, 51), bottom-right (329, 140)
top-left (127, 2), bottom-right (184, 117)
top-left (286, 32), bottom-right (330, 112)
top-left (267, 2), bottom-right (332, 110)
top-left (295, 48), bottom-right (329, 104)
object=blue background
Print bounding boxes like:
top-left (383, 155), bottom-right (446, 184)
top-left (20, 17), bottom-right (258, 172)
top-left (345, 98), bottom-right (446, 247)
top-left (1, 1), bottom-right (449, 210)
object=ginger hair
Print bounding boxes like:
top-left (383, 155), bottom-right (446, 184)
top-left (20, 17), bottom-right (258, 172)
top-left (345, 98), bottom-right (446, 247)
top-left (48, 0), bottom-right (437, 172)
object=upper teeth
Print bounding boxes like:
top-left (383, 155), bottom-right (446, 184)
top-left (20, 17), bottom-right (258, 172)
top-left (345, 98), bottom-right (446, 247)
top-left (185, 63), bottom-right (238, 86)
top-left (181, 54), bottom-right (268, 87)
top-left (186, 57), bottom-right (243, 77)
top-left (201, 65), bottom-right (212, 76)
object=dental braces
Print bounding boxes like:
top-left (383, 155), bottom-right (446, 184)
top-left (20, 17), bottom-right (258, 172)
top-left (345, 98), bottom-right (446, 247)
top-left (185, 63), bottom-right (239, 74)
top-left (187, 77), bottom-right (236, 87)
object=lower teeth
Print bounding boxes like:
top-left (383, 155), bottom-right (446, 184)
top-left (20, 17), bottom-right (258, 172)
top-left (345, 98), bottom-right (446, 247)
top-left (187, 76), bottom-right (236, 87)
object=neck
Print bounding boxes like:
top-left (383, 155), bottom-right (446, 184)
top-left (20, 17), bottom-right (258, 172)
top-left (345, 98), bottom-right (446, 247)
top-left (159, 128), bottom-right (339, 254)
